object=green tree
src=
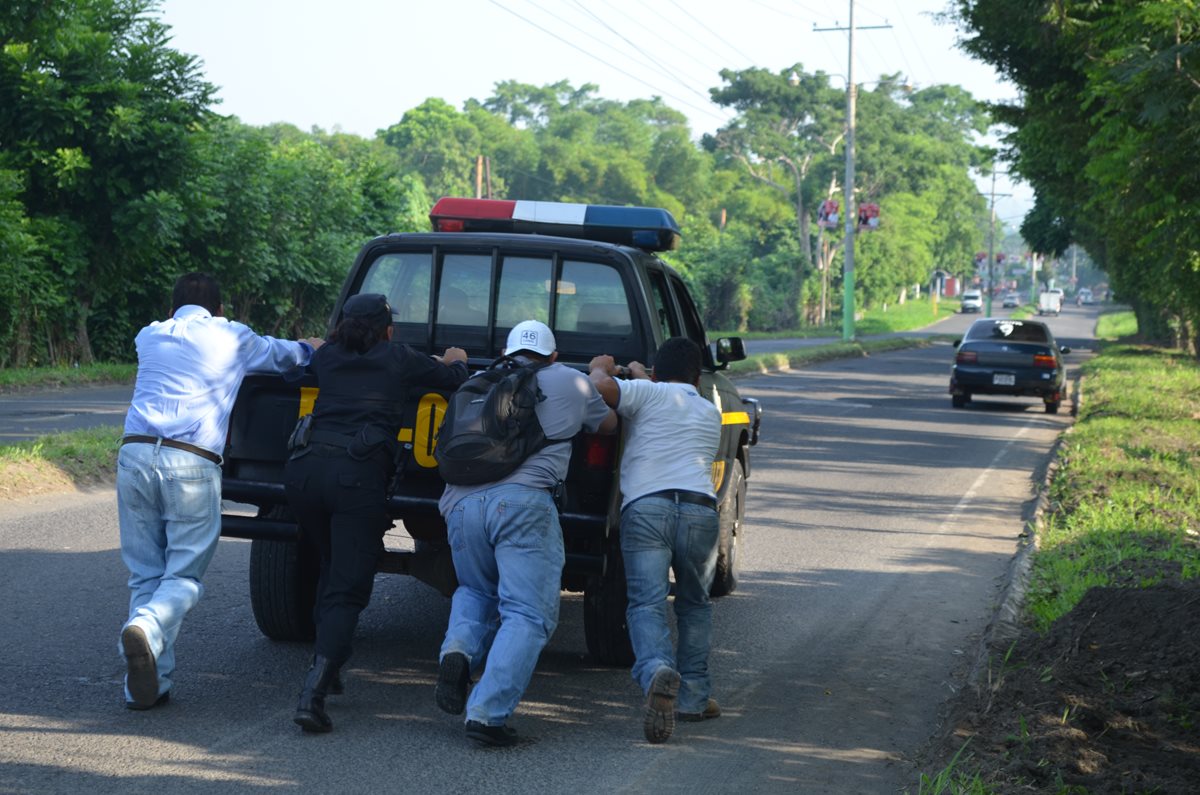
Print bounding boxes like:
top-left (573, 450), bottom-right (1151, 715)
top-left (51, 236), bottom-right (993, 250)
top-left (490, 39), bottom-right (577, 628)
top-left (381, 98), bottom-right (481, 199)
top-left (0, 0), bottom-right (216, 363)
top-left (954, 0), bottom-right (1200, 351)
top-left (708, 65), bottom-right (847, 313)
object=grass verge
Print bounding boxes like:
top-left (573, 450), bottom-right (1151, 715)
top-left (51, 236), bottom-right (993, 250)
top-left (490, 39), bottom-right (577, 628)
top-left (1025, 343), bottom-right (1200, 629)
top-left (0, 362), bottom-right (137, 393)
top-left (712, 296), bottom-right (958, 340)
top-left (0, 426), bottom-right (123, 500)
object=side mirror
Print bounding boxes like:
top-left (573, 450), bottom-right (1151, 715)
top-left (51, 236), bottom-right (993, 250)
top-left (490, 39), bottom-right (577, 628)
top-left (953, 339), bottom-right (962, 348)
top-left (1060, 345), bottom-right (1072, 355)
top-left (715, 336), bottom-right (747, 364)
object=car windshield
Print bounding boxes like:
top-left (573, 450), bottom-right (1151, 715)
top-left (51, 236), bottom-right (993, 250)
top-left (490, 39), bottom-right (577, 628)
top-left (965, 320), bottom-right (1049, 343)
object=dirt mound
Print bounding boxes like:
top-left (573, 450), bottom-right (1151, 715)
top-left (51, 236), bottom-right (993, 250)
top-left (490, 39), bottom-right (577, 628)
top-left (929, 583), bottom-right (1200, 793)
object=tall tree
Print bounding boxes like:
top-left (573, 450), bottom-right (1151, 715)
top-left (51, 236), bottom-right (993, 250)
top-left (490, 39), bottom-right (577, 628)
top-left (708, 66), bottom-right (846, 280)
top-left (0, 0), bottom-right (215, 362)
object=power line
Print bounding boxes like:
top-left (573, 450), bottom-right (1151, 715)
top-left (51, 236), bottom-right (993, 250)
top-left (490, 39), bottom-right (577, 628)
top-left (567, 0), bottom-right (719, 108)
top-left (490, 0), bottom-right (731, 125)
top-left (890, 2), bottom-right (939, 86)
top-left (667, 0), bottom-right (757, 65)
top-left (623, 2), bottom-right (734, 76)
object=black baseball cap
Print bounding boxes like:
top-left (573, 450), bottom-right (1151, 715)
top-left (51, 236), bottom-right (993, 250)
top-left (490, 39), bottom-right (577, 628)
top-left (342, 293), bottom-right (392, 328)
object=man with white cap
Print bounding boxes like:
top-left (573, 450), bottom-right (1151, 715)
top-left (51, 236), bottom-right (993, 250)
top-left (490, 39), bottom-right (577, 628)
top-left (435, 319), bottom-right (616, 746)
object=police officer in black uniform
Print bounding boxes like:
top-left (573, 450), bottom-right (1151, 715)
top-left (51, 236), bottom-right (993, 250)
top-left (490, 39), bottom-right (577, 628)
top-left (285, 293), bottom-right (469, 733)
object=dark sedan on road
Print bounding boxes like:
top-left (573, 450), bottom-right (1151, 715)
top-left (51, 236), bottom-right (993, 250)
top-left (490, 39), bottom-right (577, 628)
top-left (949, 318), bottom-right (1071, 413)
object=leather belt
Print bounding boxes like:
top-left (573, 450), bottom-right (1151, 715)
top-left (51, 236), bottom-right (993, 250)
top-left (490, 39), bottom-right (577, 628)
top-left (634, 489), bottom-right (717, 511)
top-left (122, 435), bottom-right (221, 465)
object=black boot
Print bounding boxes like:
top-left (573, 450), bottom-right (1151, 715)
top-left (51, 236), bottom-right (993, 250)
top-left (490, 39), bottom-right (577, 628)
top-left (312, 654), bottom-right (344, 696)
top-left (294, 655), bottom-right (338, 733)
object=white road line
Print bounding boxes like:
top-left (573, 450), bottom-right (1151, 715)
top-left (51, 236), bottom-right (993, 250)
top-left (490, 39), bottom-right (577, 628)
top-left (938, 423), bottom-right (1034, 532)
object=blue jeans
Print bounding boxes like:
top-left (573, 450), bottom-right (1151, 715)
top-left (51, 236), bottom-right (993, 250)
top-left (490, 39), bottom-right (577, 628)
top-left (440, 484), bottom-right (563, 726)
top-left (116, 442), bottom-right (222, 701)
top-left (621, 496), bottom-right (719, 714)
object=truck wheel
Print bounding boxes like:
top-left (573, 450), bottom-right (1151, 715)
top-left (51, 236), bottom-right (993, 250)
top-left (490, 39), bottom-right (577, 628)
top-left (583, 545), bottom-right (634, 667)
top-left (711, 458), bottom-right (746, 597)
top-left (1045, 400), bottom-right (1060, 414)
top-left (952, 392), bottom-right (968, 408)
top-left (249, 510), bottom-right (318, 641)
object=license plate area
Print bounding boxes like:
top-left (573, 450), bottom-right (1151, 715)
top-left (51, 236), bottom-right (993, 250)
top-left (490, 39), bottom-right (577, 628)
top-left (993, 373), bottom-right (1016, 386)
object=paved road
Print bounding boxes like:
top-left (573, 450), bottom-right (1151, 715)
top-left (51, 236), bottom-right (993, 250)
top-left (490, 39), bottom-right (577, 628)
top-left (0, 302), bottom-right (1102, 443)
top-left (743, 300), bottom-right (1100, 356)
top-left (0, 384), bottom-right (132, 443)
top-left (0, 306), bottom-right (1100, 793)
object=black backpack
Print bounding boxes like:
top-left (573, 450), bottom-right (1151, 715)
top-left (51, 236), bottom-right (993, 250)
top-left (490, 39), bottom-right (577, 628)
top-left (436, 355), bottom-right (560, 486)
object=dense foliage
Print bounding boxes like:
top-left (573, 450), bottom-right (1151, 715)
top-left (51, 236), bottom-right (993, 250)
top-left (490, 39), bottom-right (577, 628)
top-left (953, 0), bottom-right (1200, 353)
top-left (1, 0), bottom-right (994, 366)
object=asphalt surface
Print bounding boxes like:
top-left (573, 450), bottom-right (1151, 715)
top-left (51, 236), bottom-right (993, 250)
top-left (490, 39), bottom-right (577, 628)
top-left (0, 304), bottom-right (1101, 792)
top-left (0, 302), bottom-right (1094, 443)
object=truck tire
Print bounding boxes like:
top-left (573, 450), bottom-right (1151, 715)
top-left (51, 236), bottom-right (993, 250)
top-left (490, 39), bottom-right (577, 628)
top-left (711, 458), bottom-right (745, 597)
top-left (249, 509), bottom-right (318, 641)
top-left (583, 545), bottom-right (634, 667)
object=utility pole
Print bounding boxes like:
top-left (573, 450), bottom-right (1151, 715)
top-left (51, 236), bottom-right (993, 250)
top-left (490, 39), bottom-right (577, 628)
top-left (816, 3), bottom-right (891, 341)
top-left (986, 170), bottom-right (996, 317)
top-left (983, 170), bottom-right (1011, 316)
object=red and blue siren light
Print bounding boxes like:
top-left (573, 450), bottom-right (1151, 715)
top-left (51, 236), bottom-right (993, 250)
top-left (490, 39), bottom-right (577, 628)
top-left (429, 198), bottom-right (681, 252)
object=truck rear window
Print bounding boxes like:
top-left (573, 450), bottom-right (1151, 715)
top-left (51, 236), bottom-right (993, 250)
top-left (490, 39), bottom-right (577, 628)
top-left (357, 250), bottom-right (634, 353)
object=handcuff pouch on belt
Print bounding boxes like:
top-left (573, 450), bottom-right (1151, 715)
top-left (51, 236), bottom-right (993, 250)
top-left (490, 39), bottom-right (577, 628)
top-left (287, 414), bottom-right (314, 459)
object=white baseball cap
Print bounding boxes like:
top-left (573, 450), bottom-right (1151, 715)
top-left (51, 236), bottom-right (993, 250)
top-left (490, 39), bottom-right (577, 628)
top-left (505, 320), bottom-right (556, 356)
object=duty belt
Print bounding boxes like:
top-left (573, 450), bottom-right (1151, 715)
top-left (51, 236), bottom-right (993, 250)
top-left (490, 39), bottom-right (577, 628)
top-left (307, 429), bottom-right (357, 448)
top-left (122, 435), bottom-right (221, 465)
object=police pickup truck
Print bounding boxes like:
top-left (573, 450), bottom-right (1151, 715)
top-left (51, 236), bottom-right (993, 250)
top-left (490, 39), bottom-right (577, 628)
top-left (220, 198), bottom-right (763, 665)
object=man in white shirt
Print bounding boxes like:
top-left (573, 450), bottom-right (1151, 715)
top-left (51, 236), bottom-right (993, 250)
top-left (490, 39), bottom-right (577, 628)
top-left (589, 337), bottom-right (722, 744)
top-left (117, 272), bottom-right (321, 710)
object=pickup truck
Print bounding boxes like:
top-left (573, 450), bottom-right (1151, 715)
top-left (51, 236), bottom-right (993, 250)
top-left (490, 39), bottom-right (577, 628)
top-left (219, 198), bottom-right (763, 665)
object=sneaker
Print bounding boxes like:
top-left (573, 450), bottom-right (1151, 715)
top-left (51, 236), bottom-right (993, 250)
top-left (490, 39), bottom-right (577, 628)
top-left (121, 625), bottom-right (159, 709)
top-left (643, 667), bottom-right (681, 744)
top-left (465, 719), bottom-right (518, 747)
top-left (678, 698), bottom-right (721, 722)
top-left (435, 652), bottom-right (470, 715)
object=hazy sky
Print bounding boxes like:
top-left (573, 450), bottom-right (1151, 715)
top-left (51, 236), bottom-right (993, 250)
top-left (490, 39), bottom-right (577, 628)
top-left (157, 0), bottom-right (1032, 222)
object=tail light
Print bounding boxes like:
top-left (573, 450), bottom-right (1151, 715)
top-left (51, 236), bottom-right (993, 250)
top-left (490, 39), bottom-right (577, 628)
top-left (583, 433), bottom-right (616, 469)
top-left (955, 350), bottom-right (978, 364)
top-left (1033, 354), bottom-right (1057, 368)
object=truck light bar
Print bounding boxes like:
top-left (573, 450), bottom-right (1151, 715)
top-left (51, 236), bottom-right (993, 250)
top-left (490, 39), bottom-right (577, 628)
top-left (429, 198), bottom-right (681, 252)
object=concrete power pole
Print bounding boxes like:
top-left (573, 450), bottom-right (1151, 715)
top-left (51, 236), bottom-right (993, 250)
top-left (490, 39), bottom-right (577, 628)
top-left (815, 2), bottom-right (890, 341)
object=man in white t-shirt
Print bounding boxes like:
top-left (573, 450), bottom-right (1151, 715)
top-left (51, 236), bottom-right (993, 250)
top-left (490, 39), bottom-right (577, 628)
top-left (589, 337), bottom-right (722, 744)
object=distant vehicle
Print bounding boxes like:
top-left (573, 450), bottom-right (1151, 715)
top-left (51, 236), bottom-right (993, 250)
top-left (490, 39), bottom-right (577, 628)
top-left (960, 289), bottom-right (983, 313)
top-left (1002, 292), bottom-right (1021, 308)
top-left (1077, 288), bottom-right (1094, 305)
top-left (949, 318), bottom-right (1071, 414)
top-left (1038, 291), bottom-right (1062, 316)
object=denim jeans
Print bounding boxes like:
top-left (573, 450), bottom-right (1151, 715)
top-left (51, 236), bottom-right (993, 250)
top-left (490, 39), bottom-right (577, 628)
top-left (116, 442), bottom-right (222, 701)
top-left (440, 484), bottom-right (563, 726)
top-left (621, 495), bottom-right (719, 714)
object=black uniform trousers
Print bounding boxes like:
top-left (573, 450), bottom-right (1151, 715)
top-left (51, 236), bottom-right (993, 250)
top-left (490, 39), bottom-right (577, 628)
top-left (284, 443), bottom-right (392, 667)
